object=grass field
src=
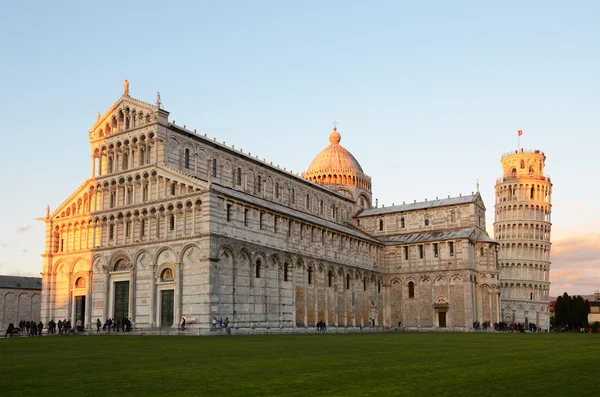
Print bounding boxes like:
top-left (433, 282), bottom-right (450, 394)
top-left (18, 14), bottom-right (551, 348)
top-left (1, 333), bottom-right (597, 396)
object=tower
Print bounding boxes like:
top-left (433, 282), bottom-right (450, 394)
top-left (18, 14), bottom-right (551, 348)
top-left (494, 149), bottom-right (552, 330)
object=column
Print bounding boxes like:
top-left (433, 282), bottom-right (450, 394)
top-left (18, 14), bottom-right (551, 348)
top-left (173, 262), bottom-right (183, 328)
top-left (99, 222), bottom-right (104, 247)
top-left (183, 209), bottom-right (189, 236)
top-left (148, 214), bottom-right (153, 242)
top-left (149, 264), bottom-right (156, 327)
top-left (192, 205), bottom-right (197, 234)
top-left (132, 182), bottom-right (136, 205)
top-left (131, 217), bottom-right (136, 244)
top-left (129, 267), bottom-right (135, 323)
top-left (103, 271), bottom-right (110, 320)
top-left (164, 212), bottom-right (169, 237)
top-left (91, 155), bottom-right (95, 177)
top-left (98, 152), bottom-right (103, 176)
top-left (86, 271), bottom-right (92, 328)
top-left (496, 292), bottom-right (500, 323)
top-left (129, 146), bottom-right (133, 169)
top-left (66, 273), bottom-right (73, 321)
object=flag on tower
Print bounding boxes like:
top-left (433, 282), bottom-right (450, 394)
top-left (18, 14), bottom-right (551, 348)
top-left (518, 130), bottom-right (523, 136)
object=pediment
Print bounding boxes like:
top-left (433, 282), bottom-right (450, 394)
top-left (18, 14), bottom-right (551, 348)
top-left (47, 178), bottom-right (96, 221)
top-left (88, 95), bottom-right (160, 142)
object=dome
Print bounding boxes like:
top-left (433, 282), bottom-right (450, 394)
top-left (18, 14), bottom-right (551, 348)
top-left (305, 128), bottom-right (364, 174)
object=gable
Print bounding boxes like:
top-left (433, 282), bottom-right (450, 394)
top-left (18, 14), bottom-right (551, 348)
top-left (49, 178), bottom-right (96, 221)
top-left (88, 95), bottom-right (159, 143)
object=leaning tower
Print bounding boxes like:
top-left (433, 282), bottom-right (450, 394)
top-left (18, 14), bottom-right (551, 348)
top-left (494, 149), bottom-right (552, 330)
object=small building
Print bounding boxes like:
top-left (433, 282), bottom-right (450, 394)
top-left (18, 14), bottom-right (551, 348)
top-left (588, 292), bottom-right (600, 324)
top-left (0, 275), bottom-right (42, 331)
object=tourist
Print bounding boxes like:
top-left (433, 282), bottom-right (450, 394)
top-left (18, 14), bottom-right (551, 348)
top-left (5, 323), bottom-right (15, 338)
top-left (180, 316), bottom-right (186, 331)
top-left (224, 318), bottom-right (230, 334)
top-left (211, 317), bottom-right (217, 330)
top-left (219, 318), bottom-right (223, 329)
top-left (76, 318), bottom-right (82, 333)
top-left (96, 319), bottom-right (101, 333)
top-left (38, 321), bottom-right (43, 336)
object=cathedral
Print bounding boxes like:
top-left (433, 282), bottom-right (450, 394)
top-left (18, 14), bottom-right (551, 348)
top-left (40, 82), bottom-right (526, 332)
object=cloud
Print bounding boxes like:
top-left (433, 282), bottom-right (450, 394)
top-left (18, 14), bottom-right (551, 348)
top-left (550, 233), bottom-right (600, 295)
top-left (9, 268), bottom-right (38, 277)
top-left (16, 225), bottom-right (32, 233)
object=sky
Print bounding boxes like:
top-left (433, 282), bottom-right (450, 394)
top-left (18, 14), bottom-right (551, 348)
top-left (0, 1), bottom-right (598, 297)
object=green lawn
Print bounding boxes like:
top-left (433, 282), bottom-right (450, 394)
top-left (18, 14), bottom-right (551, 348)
top-left (1, 333), bottom-right (597, 396)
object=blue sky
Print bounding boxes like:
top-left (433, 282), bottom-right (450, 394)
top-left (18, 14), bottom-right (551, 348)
top-left (0, 1), bottom-right (598, 296)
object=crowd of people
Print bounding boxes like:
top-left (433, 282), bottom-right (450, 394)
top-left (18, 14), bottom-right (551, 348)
top-left (211, 317), bottom-right (231, 334)
top-left (316, 320), bottom-right (327, 332)
top-left (4, 320), bottom-right (44, 337)
top-left (98, 318), bottom-right (133, 333)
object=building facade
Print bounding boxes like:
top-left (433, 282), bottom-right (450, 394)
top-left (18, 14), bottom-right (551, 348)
top-left (39, 84), bottom-right (502, 331)
top-left (494, 150), bottom-right (552, 330)
top-left (0, 275), bottom-right (42, 331)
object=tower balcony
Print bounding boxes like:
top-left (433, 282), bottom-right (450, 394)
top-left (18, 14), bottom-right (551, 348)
top-left (496, 173), bottom-right (551, 184)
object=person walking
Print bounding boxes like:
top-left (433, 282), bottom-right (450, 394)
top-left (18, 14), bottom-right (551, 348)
top-left (96, 319), bottom-right (101, 333)
top-left (224, 318), bottom-right (230, 335)
top-left (180, 317), bottom-right (186, 331)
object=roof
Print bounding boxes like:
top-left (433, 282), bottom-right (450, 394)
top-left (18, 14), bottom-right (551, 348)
top-left (0, 275), bottom-right (42, 290)
top-left (169, 124), bottom-right (355, 203)
top-left (305, 129), bottom-right (364, 174)
top-left (357, 194), bottom-right (479, 218)
top-left (211, 184), bottom-right (380, 244)
top-left (376, 227), bottom-right (497, 245)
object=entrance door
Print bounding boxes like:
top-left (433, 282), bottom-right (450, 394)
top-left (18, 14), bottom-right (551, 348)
top-left (114, 281), bottom-right (129, 322)
top-left (438, 311), bottom-right (447, 328)
top-left (75, 296), bottom-right (86, 325)
top-left (161, 290), bottom-right (174, 327)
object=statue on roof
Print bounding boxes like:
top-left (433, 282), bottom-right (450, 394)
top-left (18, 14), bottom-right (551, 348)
top-left (96, 112), bottom-right (101, 121)
top-left (124, 79), bottom-right (129, 96)
top-left (46, 205), bottom-right (50, 218)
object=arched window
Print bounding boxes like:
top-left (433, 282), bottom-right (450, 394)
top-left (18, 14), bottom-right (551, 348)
top-left (169, 215), bottom-right (175, 230)
top-left (114, 259), bottom-right (129, 271)
top-left (161, 268), bottom-right (174, 281)
top-left (184, 148), bottom-right (190, 169)
top-left (75, 277), bottom-right (86, 288)
top-left (236, 167), bottom-right (242, 186)
top-left (275, 182), bottom-right (279, 198)
top-left (328, 271), bottom-right (333, 287)
top-left (122, 152), bottom-right (128, 170)
top-left (320, 200), bottom-right (324, 215)
top-left (520, 160), bottom-right (525, 169)
top-left (306, 194), bottom-right (310, 210)
top-left (400, 216), bottom-right (405, 228)
top-left (363, 278), bottom-right (367, 291)
top-left (307, 267), bottom-right (313, 285)
top-left (511, 167), bottom-right (517, 176)
top-left (212, 159), bottom-right (217, 178)
top-left (377, 280), bottom-right (381, 294)
top-left (408, 281), bottom-right (415, 298)
top-left (450, 211), bottom-right (456, 223)
top-left (255, 259), bottom-right (262, 278)
top-left (530, 186), bottom-right (535, 199)
top-left (480, 247), bottom-right (484, 257)
top-left (284, 263), bottom-right (290, 282)
top-left (346, 274), bottom-right (351, 290)
top-left (291, 188), bottom-right (295, 204)
top-left (379, 219), bottom-right (384, 231)
top-left (257, 176), bottom-right (262, 193)
top-left (529, 165), bottom-right (534, 175)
